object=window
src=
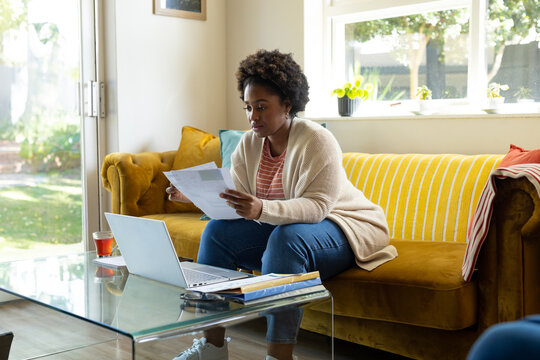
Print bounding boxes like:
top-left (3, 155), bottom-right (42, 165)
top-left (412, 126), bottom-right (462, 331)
top-left (343, 7), bottom-right (470, 101)
top-left (304, 0), bottom-right (540, 116)
top-left (486, 0), bottom-right (540, 103)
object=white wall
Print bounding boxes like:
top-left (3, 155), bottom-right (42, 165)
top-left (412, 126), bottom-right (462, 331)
top-left (114, 0), bottom-right (227, 153)
top-left (309, 114), bottom-right (540, 154)
top-left (110, 1), bottom-right (540, 156)
top-left (225, 0), bottom-right (304, 130)
top-left (111, 0), bottom-right (304, 154)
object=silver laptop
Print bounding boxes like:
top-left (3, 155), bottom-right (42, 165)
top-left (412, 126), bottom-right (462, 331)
top-left (104, 212), bottom-right (249, 289)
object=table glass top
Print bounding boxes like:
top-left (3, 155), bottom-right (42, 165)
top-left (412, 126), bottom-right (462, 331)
top-left (0, 252), bottom-right (329, 341)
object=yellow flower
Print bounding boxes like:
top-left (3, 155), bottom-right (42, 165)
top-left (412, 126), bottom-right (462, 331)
top-left (332, 78), bottom-right (371, 100)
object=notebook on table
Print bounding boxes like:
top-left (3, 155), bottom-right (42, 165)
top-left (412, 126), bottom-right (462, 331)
top-left (104, 213), bottom-right (249, 289)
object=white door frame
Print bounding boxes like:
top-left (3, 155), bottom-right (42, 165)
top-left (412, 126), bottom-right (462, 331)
top-left (80, 0), bottom-right (111, 250)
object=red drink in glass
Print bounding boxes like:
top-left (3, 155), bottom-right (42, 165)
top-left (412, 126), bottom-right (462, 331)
top-left (95, 266), bottom-right (115, 278)
top-left (93, 231), bottom-right (115, 257)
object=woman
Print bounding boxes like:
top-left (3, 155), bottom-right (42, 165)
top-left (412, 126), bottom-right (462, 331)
top-left (169, 49), bottom-right (397, 360)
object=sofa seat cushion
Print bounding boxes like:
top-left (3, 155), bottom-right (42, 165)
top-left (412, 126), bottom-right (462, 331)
top-left (319, 240), bottom-right (477, 331)
top-left (143, 212), bottom-right (207, 261)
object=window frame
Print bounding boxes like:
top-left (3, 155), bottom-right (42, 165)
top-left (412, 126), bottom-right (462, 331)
top-left (304, 0), bottom-right (502, 117)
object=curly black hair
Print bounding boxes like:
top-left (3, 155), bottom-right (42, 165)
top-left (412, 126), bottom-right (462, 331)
top-left (236, 49), bottom-right (310, 118)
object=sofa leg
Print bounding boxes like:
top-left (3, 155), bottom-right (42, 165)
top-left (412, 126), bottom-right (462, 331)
top-left (0, 331), bottom-right (14, 360)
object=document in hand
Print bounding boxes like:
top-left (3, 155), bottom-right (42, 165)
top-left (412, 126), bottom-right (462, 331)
top-left (163, 162), bottom-right (241, 220)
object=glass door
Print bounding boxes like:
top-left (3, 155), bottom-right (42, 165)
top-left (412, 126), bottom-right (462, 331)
top-left (0, 0), bottom-right (100, 261)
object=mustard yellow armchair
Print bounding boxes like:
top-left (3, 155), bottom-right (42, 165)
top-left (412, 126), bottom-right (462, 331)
top-left (101, 151), bottom-right (174, 216)
top-left (101, 151), bottom-right (205, 216)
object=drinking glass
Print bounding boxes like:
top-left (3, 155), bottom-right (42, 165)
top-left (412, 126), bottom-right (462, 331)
top-left (93, 231), bottom-right (115, 257)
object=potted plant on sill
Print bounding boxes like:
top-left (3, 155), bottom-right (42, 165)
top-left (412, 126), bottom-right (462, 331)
top-left (514, 86), bottom-right (537, 112)
top-left (416, 85), bottom-right (433, 114)
top-left (331, 77), bottom-right (370, 116)
top-left (514, 87), bottom-right (534, 103)
top-left (487, 82), bottom-right (509, 109)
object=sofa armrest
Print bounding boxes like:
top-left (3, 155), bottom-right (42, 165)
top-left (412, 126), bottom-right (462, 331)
top-left (476, 176), bottom-right (540, 330)
top-left (101, 151), bottom-right (176, 216)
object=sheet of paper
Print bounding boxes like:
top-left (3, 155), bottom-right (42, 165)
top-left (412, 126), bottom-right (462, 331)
top-left (164, 162), bottom-right (241, 220)
top-left (92, 256), bottom-right (126, 268)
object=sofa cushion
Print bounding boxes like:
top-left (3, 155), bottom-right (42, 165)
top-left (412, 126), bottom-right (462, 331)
top-left (498, 144), bottom-right (540, 168)
top-left (172, 126), bottom-right (222, 170)
top-left (219, 129), bottom-right (245, 169)
top-left (318, 240), bottom-right (477, 330)
top-left (143, 212), bottom-right (208, 261)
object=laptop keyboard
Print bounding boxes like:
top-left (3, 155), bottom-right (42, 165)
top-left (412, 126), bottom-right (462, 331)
top-left (183, 268), bottom-right (224, 285)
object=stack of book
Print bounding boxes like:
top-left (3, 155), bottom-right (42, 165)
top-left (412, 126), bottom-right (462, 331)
top-left (215, 271), bottom-right (324, 304)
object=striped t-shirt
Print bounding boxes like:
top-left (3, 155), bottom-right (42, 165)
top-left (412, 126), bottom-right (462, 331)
top-left (256, 138), bottom-right (286, 200)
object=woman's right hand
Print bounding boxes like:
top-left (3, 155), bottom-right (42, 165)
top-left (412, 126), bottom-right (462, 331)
top-left (166, 185), bottom-right (192, 203)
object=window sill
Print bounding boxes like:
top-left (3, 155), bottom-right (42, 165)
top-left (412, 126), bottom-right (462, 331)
top-left (304, 101), bottom-right (540, 120)
top-left (305, 112), bottom-right (540, 122)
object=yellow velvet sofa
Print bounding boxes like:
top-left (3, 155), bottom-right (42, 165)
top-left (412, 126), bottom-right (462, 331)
top-left (101, 144), bottom-right (540, 359)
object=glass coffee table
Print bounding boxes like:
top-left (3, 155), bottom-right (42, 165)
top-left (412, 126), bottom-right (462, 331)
top-left (0, 252), bottom-right (332, 359)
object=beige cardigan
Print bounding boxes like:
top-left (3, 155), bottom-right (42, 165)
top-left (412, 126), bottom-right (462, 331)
top-left (230, 118), bottom-right (397, 270)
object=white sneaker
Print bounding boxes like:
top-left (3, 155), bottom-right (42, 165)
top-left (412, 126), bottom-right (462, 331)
top-left (173, 337), bottom-right (230, 360)
top-left (264, 355), bottom-right (298, 360)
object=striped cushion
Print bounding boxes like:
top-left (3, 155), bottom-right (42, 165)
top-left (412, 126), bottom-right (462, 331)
top-left (343, 153), bottom-right (504, 243)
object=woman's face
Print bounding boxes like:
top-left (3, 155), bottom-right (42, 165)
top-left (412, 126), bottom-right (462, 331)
top-left (243, 83), bottom-right (291, 139)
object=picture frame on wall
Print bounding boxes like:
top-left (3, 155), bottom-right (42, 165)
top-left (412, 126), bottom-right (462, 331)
top-left (153, 0), bottom-right (206, 21)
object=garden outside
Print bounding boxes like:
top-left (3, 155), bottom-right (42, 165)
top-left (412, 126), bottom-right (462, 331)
top-left (0, 140), bottom-right (83, 262)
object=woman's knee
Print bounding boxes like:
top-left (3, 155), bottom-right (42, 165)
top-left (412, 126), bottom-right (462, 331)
top-left (201, 219), bottom-right (226, 235)
top-left (200, 220), bottom-right (228, 245)
top-left (263, 221), bottom-right (355, 277)
top-left (262, 225), bottom-right (307, 273)
top-left (198, 220), bottom-right (235, 267)
top-left (266, 224), bottom-right (306, 254)
top-left (199, 219), bottom-right (272, 269)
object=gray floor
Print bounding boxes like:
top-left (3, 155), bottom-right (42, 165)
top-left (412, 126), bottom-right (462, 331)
top-left (236, 317), bottom-right (412, 360)
top-left (2, 298), bottom-right (412, 360)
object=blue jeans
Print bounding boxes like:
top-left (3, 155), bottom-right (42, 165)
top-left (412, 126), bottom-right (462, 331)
top-left (467, 316), bottom-right (540, 360)
top-left (198, 218), bottom-right (355, 344)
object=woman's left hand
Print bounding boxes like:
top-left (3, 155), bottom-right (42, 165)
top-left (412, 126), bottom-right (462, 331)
top-left (220, 189), bottom-right (262, 220)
